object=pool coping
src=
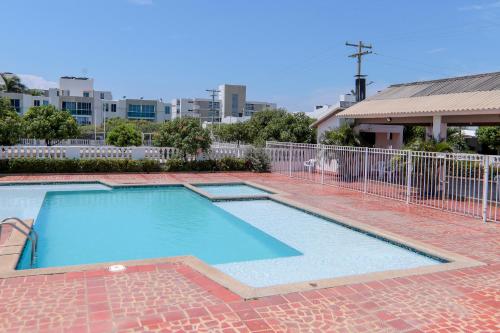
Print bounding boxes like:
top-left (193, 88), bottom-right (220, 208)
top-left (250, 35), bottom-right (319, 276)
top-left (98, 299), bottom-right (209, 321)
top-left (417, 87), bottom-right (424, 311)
top-left (0, 180), bottom-right (486, 299)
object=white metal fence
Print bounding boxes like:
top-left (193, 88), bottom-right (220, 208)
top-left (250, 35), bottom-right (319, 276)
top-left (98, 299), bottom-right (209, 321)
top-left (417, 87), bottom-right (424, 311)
top-left (266, 141), bottom-right (500, 223)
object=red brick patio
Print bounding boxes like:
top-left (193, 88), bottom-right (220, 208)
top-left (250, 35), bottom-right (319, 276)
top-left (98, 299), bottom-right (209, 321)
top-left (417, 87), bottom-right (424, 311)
top-left (1, 172), bottom-right (499, 333)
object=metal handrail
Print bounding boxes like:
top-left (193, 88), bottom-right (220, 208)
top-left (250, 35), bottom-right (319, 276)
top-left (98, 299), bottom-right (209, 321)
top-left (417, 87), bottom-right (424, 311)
top-left (0, 217), bottom-right (38, 267)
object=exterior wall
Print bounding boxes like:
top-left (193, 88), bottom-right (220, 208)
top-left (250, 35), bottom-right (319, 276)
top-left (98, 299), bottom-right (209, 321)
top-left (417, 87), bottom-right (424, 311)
top-left (219, 84), bottom-right (246, 118)
top-left (173, 85), bottom-right (275, 123)
top-left (244, 101), bottom-right (276, 117)
top-left (171, 98), bottom-right (201, 120)
top-left (0, 92), bottom-right (51, 115)
top-left (59, 77), bottom-right (94, 97)
top-left (356, 124), bottom-right (404, 149)
top-left (316, 116), bottom-right (346, 142)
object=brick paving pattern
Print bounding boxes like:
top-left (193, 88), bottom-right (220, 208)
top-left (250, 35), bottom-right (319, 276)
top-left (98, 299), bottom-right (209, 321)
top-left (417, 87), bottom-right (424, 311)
top-left (0, 172), bottom-right (499, 332)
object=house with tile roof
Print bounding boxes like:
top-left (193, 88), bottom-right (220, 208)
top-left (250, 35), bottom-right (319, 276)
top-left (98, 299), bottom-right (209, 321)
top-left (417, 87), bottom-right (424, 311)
top-left (314, 72), bottom-right (500, 149)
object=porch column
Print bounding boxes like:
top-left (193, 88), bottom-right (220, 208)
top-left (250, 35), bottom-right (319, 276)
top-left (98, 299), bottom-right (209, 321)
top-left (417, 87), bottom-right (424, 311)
top-left (432, 115), bottom-right (446, 141)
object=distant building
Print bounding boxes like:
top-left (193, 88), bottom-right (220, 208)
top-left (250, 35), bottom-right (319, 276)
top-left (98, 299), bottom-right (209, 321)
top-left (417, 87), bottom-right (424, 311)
top-left (1, 75), bottom-right (277, 126)
top-left (310, 94), bottom-right (357, 141)
top-left (0, 75), bottom-right (171, 125)
top-left (172, 84), bottom-right (276, 123)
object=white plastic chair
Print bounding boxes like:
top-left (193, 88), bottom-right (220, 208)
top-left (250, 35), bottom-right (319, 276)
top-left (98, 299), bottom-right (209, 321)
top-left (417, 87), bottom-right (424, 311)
top-left (304, 159), bottom-right (317, 173)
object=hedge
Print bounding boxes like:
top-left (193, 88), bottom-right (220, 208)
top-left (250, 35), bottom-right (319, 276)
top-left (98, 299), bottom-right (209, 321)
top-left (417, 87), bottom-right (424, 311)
top-left (0, 158), bottom-right (161, 173)
top-left (164, 157), bottom-right (248, 172)
top-left (0, 156), bottom-right (270, 173)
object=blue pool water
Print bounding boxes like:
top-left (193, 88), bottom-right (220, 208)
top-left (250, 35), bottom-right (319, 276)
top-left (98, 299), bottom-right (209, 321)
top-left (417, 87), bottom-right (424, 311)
top-left (17, 186), bottom-right (300, 269)
top-left (196, 184), bottom-right (270, 197)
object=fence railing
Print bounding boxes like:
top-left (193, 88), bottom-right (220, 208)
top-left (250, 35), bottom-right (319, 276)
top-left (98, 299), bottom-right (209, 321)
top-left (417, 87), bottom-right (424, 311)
top-left (266, 141), bottom-right (500, 223)
top-left (0, 145), bottom-right (250, 163)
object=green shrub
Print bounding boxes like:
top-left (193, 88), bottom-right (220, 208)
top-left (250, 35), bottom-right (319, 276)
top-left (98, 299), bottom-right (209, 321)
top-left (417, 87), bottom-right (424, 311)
top-left (0, 156), bottom-right (258, 174)
top-left (106, 123), bottom-right (142, 147)
top-left (164, 157), bottom-right (247, 172)
top-left (245, 147), bottom-right (271, 172)
top-left (0, 158), bottom-right (161, 173)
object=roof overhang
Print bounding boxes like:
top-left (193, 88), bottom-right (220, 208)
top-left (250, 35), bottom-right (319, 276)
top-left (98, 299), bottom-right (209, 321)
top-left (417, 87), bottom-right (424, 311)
top-left (337, 91), bottom-right (500, 119)
top-left (310, 106), bottom-right (345, 128)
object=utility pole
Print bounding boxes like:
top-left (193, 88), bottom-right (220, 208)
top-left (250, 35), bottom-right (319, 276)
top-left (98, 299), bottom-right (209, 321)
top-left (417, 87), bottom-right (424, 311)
top-left (345, 41), bottom-right (372, 101)
top-left (206, 88), bottom-right (220, 125)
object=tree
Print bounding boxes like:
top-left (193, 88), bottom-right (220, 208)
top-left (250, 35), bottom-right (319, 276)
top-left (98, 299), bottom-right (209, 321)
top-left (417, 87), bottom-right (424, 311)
top-left (0, 73), bottom-right (27, 93)
top-left (153, 118), bottom-right (211, 160)
top-left (320, 123), bottom-right (361, 146)
top-left (212, 122), bottom-right (251, 146)
top-left (0, 97), bottom-right (23, 145)
top-left (247, 108), bottom-right (316, 145)
top-left (403, 125), bottom-right (425, 144)
top-left (23, 105), bottom-right (79, 146)
top-left (477, 126), bottom-right (500, 154)
top-left (106, 123), bottom-right (142, 146)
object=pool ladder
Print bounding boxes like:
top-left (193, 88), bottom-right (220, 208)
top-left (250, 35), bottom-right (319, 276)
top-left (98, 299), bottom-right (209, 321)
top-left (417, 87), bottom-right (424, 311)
top-left (0, 217), bottom-right (38, 268)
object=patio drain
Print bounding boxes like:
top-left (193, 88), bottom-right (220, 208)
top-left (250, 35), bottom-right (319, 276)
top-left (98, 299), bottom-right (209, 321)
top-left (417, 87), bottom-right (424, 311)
top-left (108, 264), bottom-right (126, 273)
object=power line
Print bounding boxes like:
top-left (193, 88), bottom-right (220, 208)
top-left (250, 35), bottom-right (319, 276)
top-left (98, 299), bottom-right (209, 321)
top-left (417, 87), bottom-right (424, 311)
top-left (346, 41), bottom-right (373, 101)
top-left (206, 88), bottom-right (220, 125)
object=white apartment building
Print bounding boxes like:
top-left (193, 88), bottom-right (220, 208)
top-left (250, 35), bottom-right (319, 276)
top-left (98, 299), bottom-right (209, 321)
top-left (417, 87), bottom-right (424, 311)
top-left (0, 76), bottom-right (172, 126)
top-left (1, 77), bottom-right (274, 125)
top-left (172, 84), bottom-right (276, 123)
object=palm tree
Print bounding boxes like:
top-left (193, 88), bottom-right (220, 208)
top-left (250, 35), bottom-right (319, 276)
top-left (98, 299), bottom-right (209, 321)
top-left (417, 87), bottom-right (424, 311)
top-left (0, 73), bottom-right (27, 93)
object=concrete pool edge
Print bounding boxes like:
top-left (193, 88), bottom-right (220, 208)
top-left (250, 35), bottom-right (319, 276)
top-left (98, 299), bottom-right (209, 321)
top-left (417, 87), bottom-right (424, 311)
top-left (0, 180), bottom-right (486, 300)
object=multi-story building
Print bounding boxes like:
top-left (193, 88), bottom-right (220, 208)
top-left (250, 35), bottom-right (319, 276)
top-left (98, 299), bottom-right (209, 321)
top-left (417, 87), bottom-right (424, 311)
top-left (172, 84), bottom-right (276, 123)
top-left (1, 76), bottom-right (274, 125)
top-left (1, 76), bottom-right (173, 126)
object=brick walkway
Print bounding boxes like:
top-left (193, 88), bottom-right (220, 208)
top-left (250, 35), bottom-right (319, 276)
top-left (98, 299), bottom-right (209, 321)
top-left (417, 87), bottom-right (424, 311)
top-left (0, 172), bottom-right (499, 333)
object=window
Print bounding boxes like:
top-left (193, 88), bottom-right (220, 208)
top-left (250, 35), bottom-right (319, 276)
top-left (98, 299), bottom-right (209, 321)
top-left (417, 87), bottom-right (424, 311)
top-left (164, 105), bottom-right (171, 114)
top-left (231, 94), bottom-right (239, 117)
top-left (245, 103), bottom-right (255, 116)
top-left (62, 101), bottom-right (92, 115)
top-left (100, 92), bottom-right (105, 99)
top-left (111, 104), bottom-right (116, 112)
top-left (42, 100), bottom-right (49, 106)
top-left (10, 99), bottom-right (21, 113)
top-left (34, 100), bottom-right (40, 107)
top-left (103, 103), bottom-right (109, 112)
top-left (74, 116), bottom-right (91, 125)
top-left (127, 104), bottom-right (155, 120)
top-left (83, 92), bottom-right (90, 97)
top-left (208, 101), bottom-right (220, 109)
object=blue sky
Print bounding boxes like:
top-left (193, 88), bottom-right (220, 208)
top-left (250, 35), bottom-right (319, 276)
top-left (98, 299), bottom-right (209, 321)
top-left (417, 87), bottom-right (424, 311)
top-left (1, 0), bottom-right (499, 111)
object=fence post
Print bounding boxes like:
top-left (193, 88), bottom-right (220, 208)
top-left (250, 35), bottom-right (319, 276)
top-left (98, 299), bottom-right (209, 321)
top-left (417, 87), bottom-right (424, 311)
top-left (482, 155), bottom-right (490, 223)
top-left (288, 144), bottom-right (292, 177)
top-left (406, 151), bottom-right (412, 204)
top-left (320, 145), bottom-right (325, 184)
top-left (363, 147), bottom-right (369, 193)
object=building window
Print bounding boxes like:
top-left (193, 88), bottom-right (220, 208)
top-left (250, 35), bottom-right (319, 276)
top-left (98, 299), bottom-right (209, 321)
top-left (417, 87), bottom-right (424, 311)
top-left (208, 101), bottom-right (220, 109)
top-left (103, 103), bottom-right (109, 112)
top-left (62, 101), bottom-right (92, 116)
top-left (34, 100), bottom-right (40, 107)
top-left (164, 105), bottom-right (171, 114)
top-left (231, 94), bottom-right (239, 117)
top-left (245, 103), bottom-right (255, 116)
top-left (42, 100), bottom-right (49, 106)
top-left (10, 99), bottom-right (21, 113)
top-left (74, 116), bottom-right (91, 125)
top-left (111, 104), bottom-right (116, 112)
top-left (127, 104), bottom-right (155, 120)
top-left (100, 92), bottom-right (105, 99)
top-left (83, 92), bottom-right (90, 97)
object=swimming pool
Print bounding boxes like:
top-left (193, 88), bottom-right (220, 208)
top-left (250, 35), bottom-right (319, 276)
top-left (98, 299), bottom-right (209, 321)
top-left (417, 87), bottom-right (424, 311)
top-left (196, 183), bottom-right (271, 197)
top-left (16, 186), bottom-right (300, 269)
top-left (1, 183), bottom-right (446, 289)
